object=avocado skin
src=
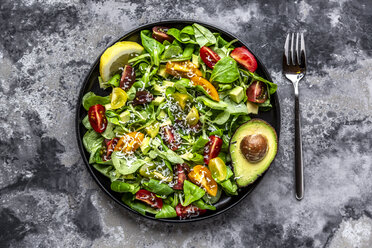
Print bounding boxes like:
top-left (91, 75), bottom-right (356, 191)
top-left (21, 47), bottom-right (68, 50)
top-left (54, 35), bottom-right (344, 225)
top-left (229, 119), bottom-right (278, 187)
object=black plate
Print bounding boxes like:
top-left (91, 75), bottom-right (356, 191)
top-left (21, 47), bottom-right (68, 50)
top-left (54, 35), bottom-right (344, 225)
top-left (76, 20), bottom-right (281, 223)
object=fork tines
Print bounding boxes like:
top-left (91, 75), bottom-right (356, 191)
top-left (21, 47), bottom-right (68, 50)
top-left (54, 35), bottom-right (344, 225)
top-left (283, 33), bottom-right (306, 67)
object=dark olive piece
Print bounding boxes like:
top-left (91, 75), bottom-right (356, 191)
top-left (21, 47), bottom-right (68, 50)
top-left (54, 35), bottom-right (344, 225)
top-left (240, 134), bottom-right (268, 163)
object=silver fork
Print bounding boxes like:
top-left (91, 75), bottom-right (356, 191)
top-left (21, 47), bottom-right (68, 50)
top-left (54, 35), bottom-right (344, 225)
top-left (283, 33), bottom-right (307, 200)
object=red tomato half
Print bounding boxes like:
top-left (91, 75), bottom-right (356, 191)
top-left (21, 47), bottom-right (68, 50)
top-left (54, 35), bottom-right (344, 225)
top-left (173, 163), bottom-right (190, 190)
top-left (246, 81), bottom-right (268, 104)
top-left (152, 26), bottom-right (174, 43)
top-left (175, 203), bottom-right (206, 219)
top-left (88, 104), bottom-right (107, 133)
top-left (230, 46), bottom-right (258, 72)
top-left (203, 135), bottom-right (223, 165)
top-left (135, 189), bottom-right (163, 209)
top-left (120, 65), bottom-right (135, 91)
top-left (102, 137), bottom-right (119, 161)
top-left (200, 46), bottom-right (221, 69)
top-left (161, 125), bottom-right (179, 151)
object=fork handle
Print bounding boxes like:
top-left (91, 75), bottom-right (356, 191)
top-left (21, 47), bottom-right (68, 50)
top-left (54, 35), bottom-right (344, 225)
top-left (294, 90), bottom-right (304, 200)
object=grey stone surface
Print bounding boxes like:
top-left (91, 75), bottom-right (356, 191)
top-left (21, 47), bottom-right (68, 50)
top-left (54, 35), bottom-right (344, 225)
top-left (1, 0), bottom-right (372, 247)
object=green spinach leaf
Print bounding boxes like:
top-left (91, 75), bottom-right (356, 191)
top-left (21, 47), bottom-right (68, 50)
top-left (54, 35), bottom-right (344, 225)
top-left (111, 152), bottom-right (148, 175)
top-left (192, 23), bottom-right (216, 47)
top-left (82, 92), bottom-right (110, 111)
top-left (210, 57), bottom-right (239, 83)
top-left (143, 179), bottom-right (174, 196)
top-left (111, 180), bottom-right (140, 194)
top-left (213, 111), bottom-right (230, 125)
top-left (82, 115), bottom-right (92, 129)
top-left (92, 164), bottom-right (113, 178)
top-left (141, 30), bottom-right (164, 66)
top-left (182, 180), bottom-right (205, 206)
top-left (196, 96), bottom-right (228, 110)
top-left (167, 26), bottom-right (196, 44)
top-left (122, 194), bottom-right (159, 216)
top-left (82, 129), bottom-right (103, 154)
top-left (155, 204), bottom-right (177, 219)
top-left (193, 199), bottom-right (216, 210)
top-left (191, 136), bottom-right (209, 153)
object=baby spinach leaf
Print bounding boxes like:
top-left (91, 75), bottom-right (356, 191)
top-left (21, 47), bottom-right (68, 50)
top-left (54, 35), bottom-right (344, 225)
top-left (164, 193), bottom-right (179, 208)
top-left (155, 204), bottom-right (177, 219)
top-left (220, 179), bottom-right (238, 195)
top-left (141, 30), bottom-right (164, 66)
top-left (143, 179), bottom-right (174, 196)
top-left (151, 148), bottom-right (184, 164)
top-left (105, 110), bottom-right (121, 125)
top-left (106, 74), bottom-right (120, 87)
top-left (196, 96), bottom-right (228, 110)
top-left (111, 152), bottom-right (148, 175)
top-left (193, 199), bottom-right (216, 210)
top-left (182, 180), bottom-right (205, 206)
top-left (167, 26), bottom-right (196, 44)
top-left (92, 164), bottom-right (113, 178)
top-left (128, 53), bottom-right (151, 66)
top-left (209, 128), bottom-right (224, 137)
top-left (111, 180), bottom-right (140, 194)
top-left (191, 136), bottom-right (209, 153)
top-left (162, 43), bottom-right (183, 60)
top-left (224, 97), bottom-right (249, 115)
top-left (181, 152), bottom-right (204, 164)
top-left (121, 194), bottom-right (159, 216)
top-left (181, 43), bottom-right (194, 59)
top-left (192, 23), bottom-right (216, 47)
top-left (210, 57), bottom-right (239, 83)
top-left (82, 92), bottom-right (110, 111)
top-left (83, 129), bottom-right (103, 154)
top-left (101, 122), bottom-right (115, 139)
top-left (202, 186), bottom-right (222, 204)
top-left (258, 98), bottom-right (273, 111)
top-left (82, 115), bottom-right (92, 129)
top-left (213, 111), bottom-right (230, 125)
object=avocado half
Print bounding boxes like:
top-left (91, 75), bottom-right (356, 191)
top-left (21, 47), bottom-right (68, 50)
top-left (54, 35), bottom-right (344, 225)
top-left (229, 119), bottom-right (278, 187)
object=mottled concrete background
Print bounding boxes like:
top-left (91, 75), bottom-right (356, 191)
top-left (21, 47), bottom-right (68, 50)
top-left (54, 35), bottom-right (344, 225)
top-left (1, 0), bottom-right (372, 247)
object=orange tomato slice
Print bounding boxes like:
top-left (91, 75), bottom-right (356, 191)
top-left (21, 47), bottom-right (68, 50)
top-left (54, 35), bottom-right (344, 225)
top-left (190, 76), bottom-right (219, 102)
top-left (165, 61), bottom-right (202, 78)
top-left (188, 165), bottom-right (218, 196)
top-left (114, 132), bottom-right (144, 153)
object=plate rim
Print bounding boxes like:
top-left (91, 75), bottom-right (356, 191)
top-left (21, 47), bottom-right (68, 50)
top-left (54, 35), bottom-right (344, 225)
top-left (75, 19), bottom-right (281, 223)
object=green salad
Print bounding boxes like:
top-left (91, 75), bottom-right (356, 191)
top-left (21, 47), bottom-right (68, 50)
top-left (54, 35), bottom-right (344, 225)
top-left (82, 23), bottom-right (277, 219)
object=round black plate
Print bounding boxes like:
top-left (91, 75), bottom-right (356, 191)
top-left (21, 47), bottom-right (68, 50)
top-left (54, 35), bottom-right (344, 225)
top-left (76, 20), bottom-right (281, 223)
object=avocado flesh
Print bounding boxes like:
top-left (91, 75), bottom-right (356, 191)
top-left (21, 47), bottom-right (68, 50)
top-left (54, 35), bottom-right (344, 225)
top-left (230, 119), bottom-right (277, 187)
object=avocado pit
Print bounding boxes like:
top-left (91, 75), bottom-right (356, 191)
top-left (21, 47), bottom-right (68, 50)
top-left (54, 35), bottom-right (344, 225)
top-left (240, 134), bottom-right (268, 163)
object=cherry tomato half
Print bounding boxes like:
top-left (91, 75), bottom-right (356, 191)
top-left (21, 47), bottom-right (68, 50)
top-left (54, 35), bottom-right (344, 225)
top-left (173, 163), bottom-right (190, 190)
top-left (88, 104), bottom-right (107, 133)
top-left (161, 125), bottom-right (179, 151)
top-left (152, 26), bottom-right (174, 43)
top-left (114, 132), bottom-right (144, 153)
top-left (208, 157), bottom-right (227, 181)
top-left (246, 81), bottom-right (268, 104)
top-left (199, 46), bottom-right (221, 69)
top-left (188, 165), bottom-right (218, 196)
top-left (204, 135), bottom-right (223, 165)
top-left (102, 137), bottom-right (119, 161)
top-left (175, 203), bottom-right (206, 219)
top-left (132, 90), bottom-right (154, 106)
top-left (230, 46), bottom-right (258, 72)
top-left (135, 189), bottom-right (163, 209)
top-left (120, 65), bottom-right (135, 91)
top-left (111, 87), bottom-right (128, 109)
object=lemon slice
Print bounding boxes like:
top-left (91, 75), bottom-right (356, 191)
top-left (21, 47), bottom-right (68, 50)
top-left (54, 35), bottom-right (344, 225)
top-left (99, 41), bottom-right (144, 82)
